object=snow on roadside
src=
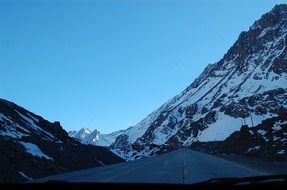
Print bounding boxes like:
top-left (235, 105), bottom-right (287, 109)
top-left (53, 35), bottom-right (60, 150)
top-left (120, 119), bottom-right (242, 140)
top-left (198, 112), bottom-right (242, 142)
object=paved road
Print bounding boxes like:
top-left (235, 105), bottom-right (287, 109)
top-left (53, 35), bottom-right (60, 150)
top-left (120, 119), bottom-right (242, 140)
top-left (31, 148), bottom-right (270, 184)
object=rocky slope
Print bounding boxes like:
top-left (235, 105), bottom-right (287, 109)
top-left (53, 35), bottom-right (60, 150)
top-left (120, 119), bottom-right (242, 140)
top-left (0, 98), bottom-right (124, 183)
top-left (110, 4), bottom-right (287, 160)
top-left (191, 109), bottom-right (287, 161)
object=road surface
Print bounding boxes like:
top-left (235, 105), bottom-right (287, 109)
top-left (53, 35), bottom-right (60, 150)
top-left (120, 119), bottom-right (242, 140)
top-left (31, 148), bottom-right (270, 184)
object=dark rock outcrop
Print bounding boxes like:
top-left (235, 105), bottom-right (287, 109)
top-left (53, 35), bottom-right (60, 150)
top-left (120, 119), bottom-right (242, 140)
top-left (0, 98), bottom-right (124, 183)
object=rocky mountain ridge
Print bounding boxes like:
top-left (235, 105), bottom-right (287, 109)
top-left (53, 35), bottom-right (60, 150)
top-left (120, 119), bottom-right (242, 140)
top-left (0, 99), bottom-right (124, 183)
top-left (110, 4), bottom-right (287, 160)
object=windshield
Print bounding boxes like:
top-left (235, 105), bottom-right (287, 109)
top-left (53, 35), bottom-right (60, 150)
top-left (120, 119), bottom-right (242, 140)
top-left (0, 0), bottom-right (287, 186)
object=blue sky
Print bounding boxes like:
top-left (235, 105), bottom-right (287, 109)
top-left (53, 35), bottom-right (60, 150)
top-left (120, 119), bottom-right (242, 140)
top-left (1, 0), bottom-right (286, 133)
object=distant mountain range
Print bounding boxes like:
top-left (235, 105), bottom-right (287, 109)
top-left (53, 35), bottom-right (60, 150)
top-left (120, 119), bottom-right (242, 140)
top-left (68, 128), bottom-right (125, 147)
top-left (0, 99), bottom-right (124, 183)
top-left (69, 4), bottom-right (287, 161)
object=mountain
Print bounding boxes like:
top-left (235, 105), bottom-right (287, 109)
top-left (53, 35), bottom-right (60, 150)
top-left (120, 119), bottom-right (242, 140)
top-left (109, 4), bottom-right (287, 160)
top-left (68, 110), bottom-right (162, 149)
top-left (0, 98), bottom-right (124, 183)
top-left (69, 128), bottom-right (124, 147)
top-left (68, 128), bottom-right (91, 140)
top-left (191, 111), bottom-right (287, 161)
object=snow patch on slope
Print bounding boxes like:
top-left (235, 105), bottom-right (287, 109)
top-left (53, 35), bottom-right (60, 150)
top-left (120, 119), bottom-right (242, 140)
top-left (19, 141), bottom-right (54, 160)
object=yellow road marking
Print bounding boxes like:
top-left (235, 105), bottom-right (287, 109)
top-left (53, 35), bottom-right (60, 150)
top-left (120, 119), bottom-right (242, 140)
top-left (100, 165), bottom-right (144, 183)
top-left (100, 159), bottom-right (159, 183)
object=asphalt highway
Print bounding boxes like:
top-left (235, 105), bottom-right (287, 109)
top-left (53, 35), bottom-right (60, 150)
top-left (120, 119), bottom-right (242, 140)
top-left (31, 148), bottom-right (268, 184)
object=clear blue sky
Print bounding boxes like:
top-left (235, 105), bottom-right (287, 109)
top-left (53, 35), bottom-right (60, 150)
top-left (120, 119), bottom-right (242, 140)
top-left (1, 0), bottom-right (286, 134)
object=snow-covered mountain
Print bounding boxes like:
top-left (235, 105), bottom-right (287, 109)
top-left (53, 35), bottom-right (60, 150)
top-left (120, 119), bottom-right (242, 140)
top-left (69, 128), bottom-right (91, 140)
top-left (110, 4), bottom-right (287, 160)
top-left (0, 99), bottom-right (124, 183)
top-left (191, 112), bottom-right (287, 161)
top-left (68, 108), bottom-right (163, 148)
top-left (68, 128), bottom-right (125, 147)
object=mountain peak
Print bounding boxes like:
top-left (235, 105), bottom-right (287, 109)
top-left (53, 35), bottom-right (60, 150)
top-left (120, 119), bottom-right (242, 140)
top-left (109, 4), bottom-right (287, 160)
top-left (79, 128), bottom-right (91, 134)
top-left (68, 128), bottom-right (123, 147)
top-left (250, 4), bottom-right (287, 31)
